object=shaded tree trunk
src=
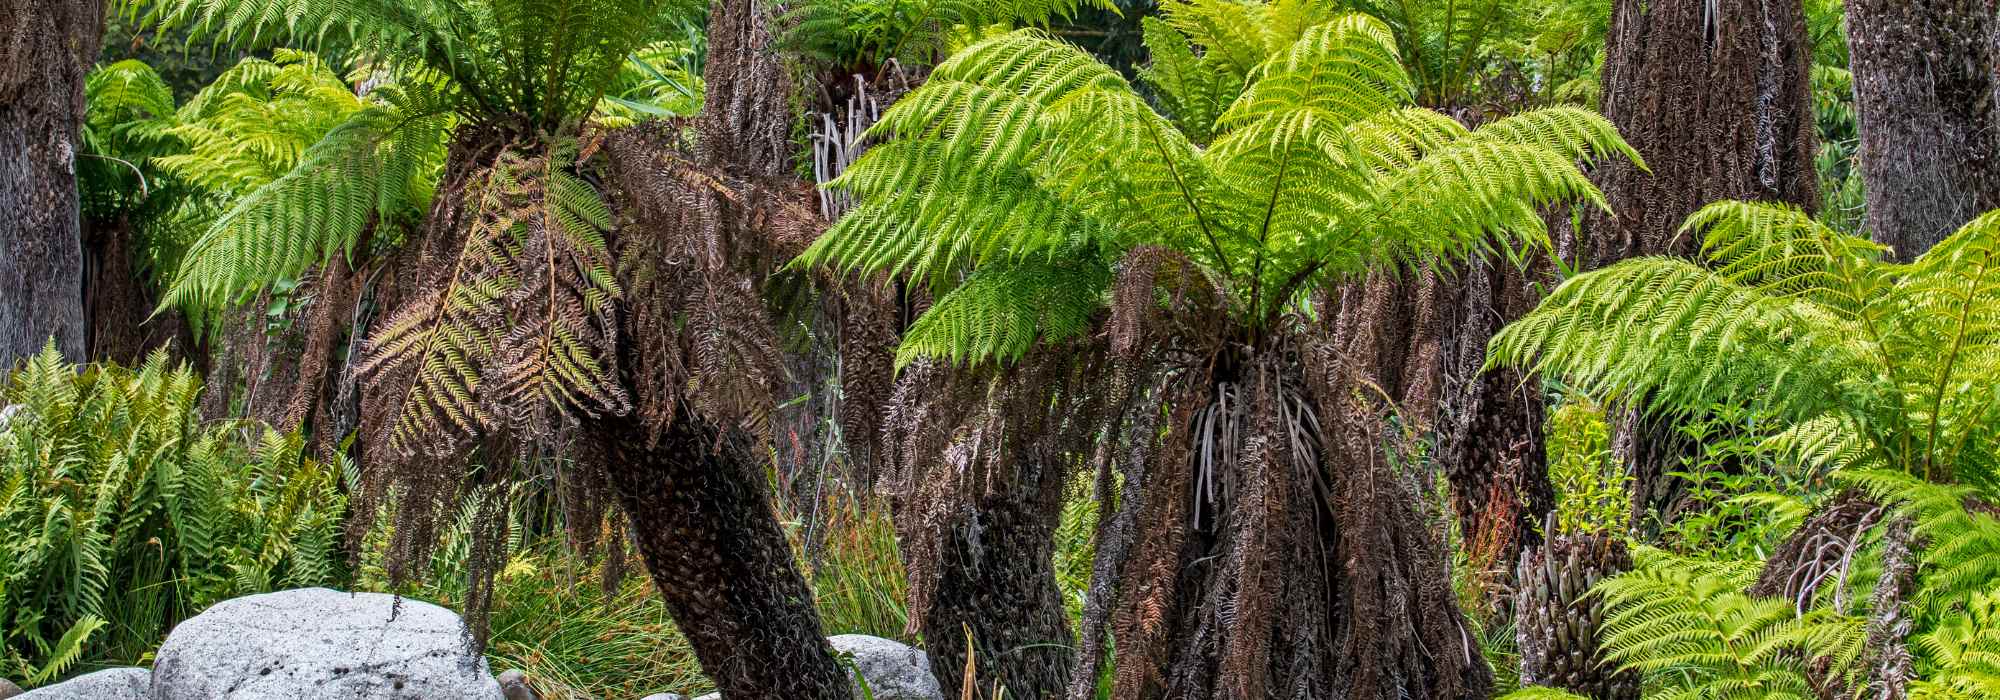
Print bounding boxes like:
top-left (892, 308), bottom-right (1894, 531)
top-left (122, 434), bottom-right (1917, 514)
top-left (1844, 0), bottom-right (2000, 259)
top-left (1434, 255), bottom-right (1557, 617)
top-left (583, 1), bottom-right (852, 696)
top-left (82, 215), bottom-right (195, 365)
top-left (1575, 0), bottom-right (1819, 526)
top-left (880, 356), bottom-right (1085, 699)
top-left (0, 0), bottom-right (104, 367)
top-left (594, 414), bottom-right (852, 700)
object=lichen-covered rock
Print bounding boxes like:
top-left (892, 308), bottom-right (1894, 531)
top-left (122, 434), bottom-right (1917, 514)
top-left (151, 588), bottom-right (502, 700)
top-left (692, 635), bottom-right (941, 700)
top-left (17, 668), bottom-right (148, 699)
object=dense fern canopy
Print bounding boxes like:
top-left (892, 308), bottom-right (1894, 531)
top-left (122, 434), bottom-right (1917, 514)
top-left (801, 0), bottom-right (1637, 366)
top-left (1490, 201), bottom-right (2000, 487)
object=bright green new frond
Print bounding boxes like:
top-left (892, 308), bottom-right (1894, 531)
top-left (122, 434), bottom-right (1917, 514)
top-left (814, 2), bottom-right (1632, 365)
top-left (85, 61), bottom-right (176, 136)
top-left (1219, 14), bottom-right (1411, 130)
top-left (1468, 106), bottom-right (1642, 169)
top-left (896, 260), bottom-right (1110, 367)
top-left (1491, 256), bottom-right (1858, 423)
top-left (1499, 200), bottom-right (2000, 486)
top-left (783, 0), bottom-right (1115, 66)
top-left (808, 140), bottom-right (1118, 287)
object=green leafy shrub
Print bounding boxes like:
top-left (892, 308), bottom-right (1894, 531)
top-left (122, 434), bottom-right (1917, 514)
top-left (1545, 396), bottom-right (1629, 537)
top-left (0, 346), bottom-right (346, 685)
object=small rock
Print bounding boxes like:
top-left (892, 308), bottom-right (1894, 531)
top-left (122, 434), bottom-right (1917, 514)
top-left (691, 635), bottom-right (942, 700)
top-left (637, 694), bottom-right (687, 700)
top-left (497, 669), bottom-right (537, 700)
top-left (0, 677), bottom-right (21, 699)
top-left (827, 635), bottom-right (943, 700)
top-left (151, 588), bottom-right (503, 700)
top-left (16, 668), bottom-right (148, 700)
top-left (0, 405), bottom-right (23, 432)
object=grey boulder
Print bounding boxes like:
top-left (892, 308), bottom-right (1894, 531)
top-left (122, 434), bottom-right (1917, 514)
top-left (151, 588), bottom-right (502, 700)
top-left (17, 668), bottom-right (148, 700)
top-left (692, 634), bottom-right (941, 700)
top-left (0, 677), bottom-right (21, 698)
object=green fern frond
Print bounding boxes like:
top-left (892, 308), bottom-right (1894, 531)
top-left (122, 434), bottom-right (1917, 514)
top-left (809, 7), bottom-right (1634, 365)
top-left (1494, 200), bottom-right (2000, 487)
top-left (896, 260), bottom-right (1110, 367)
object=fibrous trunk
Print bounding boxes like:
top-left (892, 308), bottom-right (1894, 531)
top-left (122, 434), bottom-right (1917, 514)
top-left (1062, 250), bottom-right (1489, 700)
top-left (1515, 531), bottom-right (1639, 700)
top-left (1581, 0), bottom-right (1819, 526)
top-left (1844, 0), bottom-right (2000, 259)
top-left (882, 356), bottom-right (1084, 699)
top-left (593, 413), bottom-right (851, 700)
top-left (0, 0), bottom-right (103, 366)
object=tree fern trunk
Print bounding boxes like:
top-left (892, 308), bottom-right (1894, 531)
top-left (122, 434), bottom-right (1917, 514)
top-left (1579, 0), bottom-right (1819, 529)
top-left (917, 488), bottom-right (1076, 700)
top-left (83, 215), bottom-right (195, 365)
top-left (594, 414), bottom-right (853, 700)
top-left (0, 0), bottom-right (103, 367)
top-left (1844, 0), bottom-right (2000, 260)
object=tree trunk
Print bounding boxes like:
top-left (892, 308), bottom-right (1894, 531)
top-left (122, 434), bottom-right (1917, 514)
top-left (0, 0), bottom-right (104, 367)
top-left (1434, 255), bottom-right (1557, 619)
top-left (82, 215), bottom-right (195, 365)
top-left (1844, 0), bottom-right (2000, 259)
top-left (1577, 0), bottom-right (1819, 527)
top-left (918, 489), bottom-right (1075, 699)
top-left (880, 356), bottom-right (1084, 699)
top-left (1583, 0), bottom-right (1819, 267)
top-left (594, 414), bottom-right (852, 700)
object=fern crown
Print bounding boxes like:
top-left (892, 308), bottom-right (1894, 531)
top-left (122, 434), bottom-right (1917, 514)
top-left (801, 0), bottom-right (1638, 366)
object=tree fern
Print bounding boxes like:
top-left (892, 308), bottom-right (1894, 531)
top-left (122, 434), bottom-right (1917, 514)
top-left (1491, 201), bottom-right (2000, 487)
top-left (139, 0), bottom-right (699, 457)
top-left (783, 0), bottom-right (1115, 66)
top-left (803, 6), bottom-right (1635, 366)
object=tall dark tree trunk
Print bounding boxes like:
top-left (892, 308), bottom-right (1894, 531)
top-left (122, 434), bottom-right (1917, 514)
top-left (1844, 0), bottom-right (2000, 259)
top-left (584, 1), bottom-right (851, 696)
top-left (1575, 0), bottom-right (1819, 526)
top-left (0, 0), bottom-right (104, 367)
top-left (1435, 255), bottom-right (1557, 617)
top-left (82, 215), bottom-right (195, 365)
top-left (881, 357), bottom-right (1084, 699)
top-left (594, 414), bottom-right (852, 700)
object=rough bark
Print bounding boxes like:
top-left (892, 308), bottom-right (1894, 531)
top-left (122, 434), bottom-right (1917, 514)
top-left (0, 0), bottom-right (104, 367)
top-left (1577, 0), bottom-right (1819, 527)
top-left (881, 356), bottom-right (1083, 700)
top-left (1844, 0), bottom-right (2000, 259)
top-left (1581, 0), bottom-right (1819, 267)
top-left (595, 414), bottom-right (851, 700)
top-left (1434, 254), bottom-right (1557, 617)
top-left (919, 488), bottom-right (1075, 699)
top-left (82, 215), bottom-right (194, 365)
top-left (1515, 531), bottom-right (1639, 700)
